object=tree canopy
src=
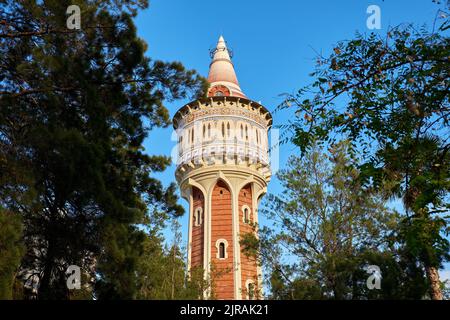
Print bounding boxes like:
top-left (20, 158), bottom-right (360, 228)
top-left (278, 4), bottom-right (450, 299)
top-left (0, 0), bottom-right (207, 299)
top-left (249, 142), bottom-right (428, 299)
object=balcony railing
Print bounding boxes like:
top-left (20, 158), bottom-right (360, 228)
top-left (176, 139), bottom-right (269, 166)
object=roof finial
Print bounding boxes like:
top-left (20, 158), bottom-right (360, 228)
top-left (207, 35), bottom-right (245, 98)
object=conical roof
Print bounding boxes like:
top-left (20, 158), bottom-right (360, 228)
top-left (207, 36), bottom-right (246, 98)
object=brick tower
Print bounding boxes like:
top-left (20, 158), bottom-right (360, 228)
top-left (173, 36), bottom-right (272, 300)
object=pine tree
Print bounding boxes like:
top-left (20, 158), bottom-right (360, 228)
top-left (0, 208), bottom-right (24, 299)
top-left (0, 0), bottom-right (207, 299)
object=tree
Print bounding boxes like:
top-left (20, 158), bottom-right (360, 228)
top-left (135, 230), bottom-right (186, 300)
top-left (279, 5), bottom-right (450, 299)
top-left (249, 142), bottom-right (407, 299)
top-left (0, 207), bottom-right (25, 299)
top-left (135, 218), bottom-right (210, 300)
top-left (0, 0), bottom-right (207, 299)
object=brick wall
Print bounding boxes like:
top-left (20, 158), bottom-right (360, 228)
top-left (210, 180), bottom-right (234, 299)
top-left (239, 183), bottom-right (259, 299)
top-left (191, 186), bottom-right (204, 268)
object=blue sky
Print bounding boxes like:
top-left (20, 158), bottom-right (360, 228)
top-left (134, 0), bottom-right (449, 278)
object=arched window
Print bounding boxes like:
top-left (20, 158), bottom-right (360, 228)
top-left (245, 125), bottom-right (248, 140)
top-left (222, 122), bottom-right (225, 137)
top-left (208, 124), bottom-right (211, 138)
top-left (203, 124), bottom-right (206, 138)
top-left (242, 205), bottom-right (251, 224)
top-left (215, 239), bottom-right (228, 259)
top-left (240, 124), bottom-right (243, 138)
top-left (227, 122), bottom-right (231, 137)
top-left (194, 207), bottom-right (203, 227)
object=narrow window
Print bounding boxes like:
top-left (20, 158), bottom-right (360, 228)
top-left (216, 239), bottom-right (228, 259)
top-left (219, 243), bottom-right (225, 259)
top-left (242, 205), bottom-right (251, 224)
top-left (256, 129), bottom-right (259, 143)
top-left (222, 123), bottom-right (225, 137)
top-left (245, 125), bottom-right (248, 140)
top-left (191, 128), bottom-right (194, 143)
top-left (203, 124), bottom-right (205, 138)
top-left (194, 209), bottom-right (198, 226)
top-left (208, 124), bottom-right (211, 138)
top-left (194, 207), bottom-right (203, 226)
top-left (227, 122), bottom-right (231, 137)
top-left (240, 124), bottom-right (243, 138)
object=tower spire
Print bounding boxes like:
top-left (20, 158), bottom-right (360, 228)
top-left (207, 35), bottom-right (246, 98)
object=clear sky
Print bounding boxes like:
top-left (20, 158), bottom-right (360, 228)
top-left (134, 0), bottom-right (449, 279)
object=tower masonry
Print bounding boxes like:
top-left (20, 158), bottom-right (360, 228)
top-left (173, 36), bottom-right (272, 300)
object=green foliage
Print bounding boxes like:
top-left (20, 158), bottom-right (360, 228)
top-left (269, 269), bottom-right (323, 300)
top-left (0, 208), bottom-right (25, 299)
top-left (280, 23), bottom-right (449, 157)
top-left (279, 6), bottom-right (450, 298)
top-left (136, 234), bottom-right (185, 299)
top-left (135, 219), bottom-right (207, 300)
top-left (399, 210), bottom-right (450, 270)
top-left (258, 142), bottom-right (423, 299)
top-left (0, 0), bottom-right (207, 299)
top-left (240, 228), bottom-right (260, 260)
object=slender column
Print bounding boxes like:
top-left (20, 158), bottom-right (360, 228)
top-left (232, 184), bottom-right (242, 299)
top-left (252, 185), bottom-right (264, 297)
top-left (187, 188), bottom-right (193, 272)
top-left (205, 183), bottom-right (212, 298)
